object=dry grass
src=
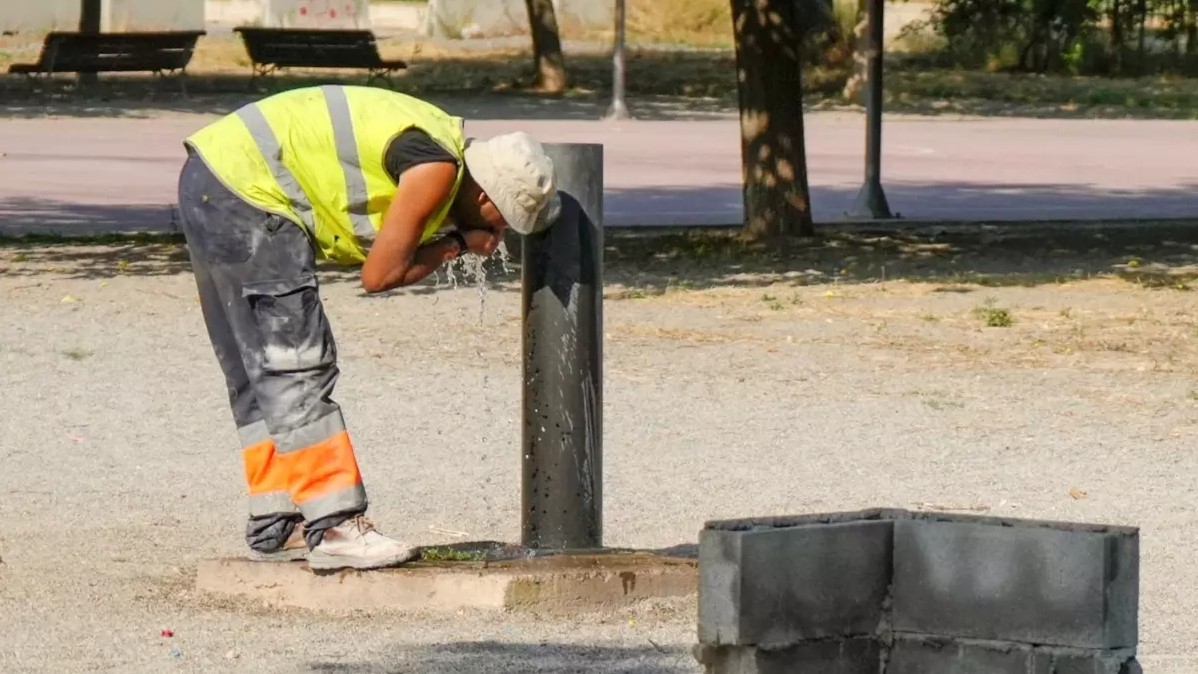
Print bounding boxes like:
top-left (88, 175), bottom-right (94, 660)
top-left (624, 0), bottom-right (733, 49)
top-left (600, 228), bottom-right (1198, 292)
top-left (3, 23), bottom-right (1198, 118)
top-left (603, 276), bottom-right (1198, 373)
top-left (594, 227), bottom-right (1198, 373)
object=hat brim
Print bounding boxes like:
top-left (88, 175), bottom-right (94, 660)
top-left (464, 140), bottom-right (542, 235)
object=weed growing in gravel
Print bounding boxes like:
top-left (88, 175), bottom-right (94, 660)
top-left (421, 547), bottom-right (487, 562)
top-left (62, 348), bottom-right (91, 360)
top-left (973, 297), bottom-right (1013, 327)
top-left (761, 293), bottom-right (784, 311)
top-left (611, 288), bottom-right (650, 300)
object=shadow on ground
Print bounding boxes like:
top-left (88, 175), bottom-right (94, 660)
top-left (3, 48), bottom-right (1196, 121)
top-left (307, 641), bottom-right (693, 674)
top-left (601, 224), bottom-right (1198, 293)
top-left (4, 221), bottom-right (1198, 295)
top-left (0, 47), bottom-right (751, 121)
top-left (4, 175), bottom-right (1198, 290)
top-left (606, 182), bottom-right (1198, 227)
top-left (0, 198), bottom-right (180, 237)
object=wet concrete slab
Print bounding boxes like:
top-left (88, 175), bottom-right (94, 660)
top-left (196, 550), bottom-right (698, 614)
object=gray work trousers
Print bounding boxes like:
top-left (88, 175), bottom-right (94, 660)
top-left (177, 151), bottom-right (368, 552)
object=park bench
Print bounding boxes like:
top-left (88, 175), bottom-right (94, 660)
top-left (7, 31), bottom-right (206, 93)
top-left (233, 27), bottom-right (408, 88)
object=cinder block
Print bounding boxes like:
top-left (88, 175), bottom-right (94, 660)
top-left (888, 635), bottom-right (1032, 674)
top-left (1033, 649), bottom-right (1142, 674)
top-left (698, 519), bottom-right (892, 646)
top-left (694, 639), bottom-right (880, 674)
top-left (892, 517), bottom-right (1139, 648)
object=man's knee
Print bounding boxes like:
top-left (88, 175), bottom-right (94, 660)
top-left (243, 275), bottom-right (337, 376)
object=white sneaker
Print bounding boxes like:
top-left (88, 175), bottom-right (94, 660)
top-left (307, 516), bottom-right (419, 571)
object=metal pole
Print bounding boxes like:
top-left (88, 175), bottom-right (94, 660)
top-left (847, 0), bottom-right (893, 219)
top-left (604, 0), bottom-right (631, 120)
top-left (521, 143), bottom-right (604, 551)
top-left (78, 0), bottom-right (102, 85)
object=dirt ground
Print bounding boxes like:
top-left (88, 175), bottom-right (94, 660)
top-left (1, 229), bottom-right (1196, 672)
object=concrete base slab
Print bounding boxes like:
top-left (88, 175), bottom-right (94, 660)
top-left (196, 552), bottom-right (697, 614)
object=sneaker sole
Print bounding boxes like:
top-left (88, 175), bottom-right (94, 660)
top-left (246, 549), bottom-right (309, 563)
top-left (307, 547), bottom-right (420, 571)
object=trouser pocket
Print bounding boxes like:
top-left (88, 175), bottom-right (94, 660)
top-left (242, 274), bottom-right (336, 375)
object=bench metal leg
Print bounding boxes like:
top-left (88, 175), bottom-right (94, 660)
top-left (366, 68), bottom-right (397, 90)
top-left (149, 68), bottom-right (189, 97)
top-left (249, 64), bottom-right (278, 93)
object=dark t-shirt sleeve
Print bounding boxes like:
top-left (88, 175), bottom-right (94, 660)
top-left (383, 129), bottom-right (458, 183)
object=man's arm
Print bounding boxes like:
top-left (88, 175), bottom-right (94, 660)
top-left (361, 162), bottom-right (461, 293)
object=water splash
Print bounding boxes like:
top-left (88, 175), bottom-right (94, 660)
top-left (438, 240), bottom-right (513, 325)
top-left (434, 241), bottom-right (516, 518)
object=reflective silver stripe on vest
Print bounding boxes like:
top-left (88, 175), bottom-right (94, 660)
top-left (236, 105), bottom-right (316, 233)
top-left (322, 85), bottom-right (376, 242)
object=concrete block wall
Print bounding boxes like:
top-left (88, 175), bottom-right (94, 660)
top-left (696, 509), bottom-right (1140, 674)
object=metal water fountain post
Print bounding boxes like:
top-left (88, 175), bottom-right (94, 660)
top-left (520, 143), bottom-right (605, 551)
top-left (847, 0), bottom-right (895, 219)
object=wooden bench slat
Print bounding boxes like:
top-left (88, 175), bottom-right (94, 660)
top-left (8, 30), bottom-right (204, 76)
top-left (233, 27), bottom-right (407, 82)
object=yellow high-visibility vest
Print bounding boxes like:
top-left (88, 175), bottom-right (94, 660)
top-left (185, 85), bottom-right (466, 265)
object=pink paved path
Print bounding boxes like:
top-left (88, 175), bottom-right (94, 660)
top-left (1, 112), bottom-right (1195, 235)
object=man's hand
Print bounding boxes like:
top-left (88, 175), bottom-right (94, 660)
top-left (462, 228), bottom-right (500, 257)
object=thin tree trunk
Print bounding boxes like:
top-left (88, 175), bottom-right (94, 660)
top-left (1111, 0), bottom-right (1125, 73)
top-left (1187, 0), bottom-right (1197, 54)
top-left (524, 0), bottom-right (568, 93)
top-left (1136, 0), bottom-right (1148, 73)
top-left (79, 0), bottom-right (101, 85)
top-left (842, 0), bottom-right (869, 102)
top-left (730, 0), bottom-right (815, 238)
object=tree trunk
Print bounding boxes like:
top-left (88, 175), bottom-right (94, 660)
top-left (730, 0), bottom-right (815, 238)
top-left (842, 0), bottom-right (869, 102)
top-left (1187, 0), bottom-right (1197, 55)
top-left (79, 0), bottom-right (102, 85)
top-left (524, 0), bottom-right (568, 93)
top-left (1111, 0), bottom-right (1125, 73)
top-left (1136, 0), bottom-right (1148, 73)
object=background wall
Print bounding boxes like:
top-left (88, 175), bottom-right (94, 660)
top-left (0, 0), bottom-right (88, 33)
top-left (104, 0), bottom-right (205, 31)
top-left (262, 0), bottom-right (370, 29)
top-left (0, 0), bottom-right (204, 33)
top-left (422, 0), bottom-right (612, 39)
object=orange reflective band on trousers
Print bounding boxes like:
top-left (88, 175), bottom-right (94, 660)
top-left (242, 431), bottom-right (363, 513)
top-left (282, 430), bottom-right (362, 505)
top-left (242, 438), bottom-right (289, 496)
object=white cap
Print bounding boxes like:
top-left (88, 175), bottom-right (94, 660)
top-left (463, 131), bottom-right (557, 235)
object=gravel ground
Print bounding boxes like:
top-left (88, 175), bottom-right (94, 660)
top-left (0, 237), bottom-right (1196, 672)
